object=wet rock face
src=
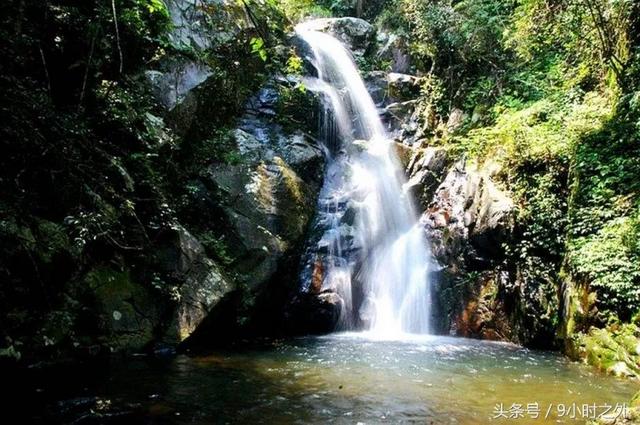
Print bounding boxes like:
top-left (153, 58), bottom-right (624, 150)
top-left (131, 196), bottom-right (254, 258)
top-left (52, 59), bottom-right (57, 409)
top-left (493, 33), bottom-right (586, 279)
top-left (146, 0), bottom-right (251, 112)
top-left (208, 82), bottom-right (325, 290)
top-left (423, 161), bottom-right (513, 270)
top-left (145, 63), bottom-right (212, 111)
top-left (365, 71), bottom-right (389, 106)
top-left (138, 5), bottom-right (325, 345)
top-left (405, 147), bottom-right (450, 205)
top-left (424, 161), bottom-right (514, 266)
top-left (401, 152), bottom-right (525, 342)
top-left (371, 75), bottom-right (424, 145)
top-left (166, 0), bottom-right (232, 50)
top-left (407, 153), bottom-right (554, 347)
top-left (86, 268), bottom-right (159, 353)
top-left (449, 270), bottom-right (514, 341)
top-left (145, 0), bottom-right (230, 110)
top-left (287, 290), bottom-right (344, 334)
top-left (92, 78), bottom-right (325, 350)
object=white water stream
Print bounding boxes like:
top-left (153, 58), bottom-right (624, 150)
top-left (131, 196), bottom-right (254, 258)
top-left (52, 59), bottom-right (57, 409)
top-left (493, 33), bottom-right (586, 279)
top-left (297, 23), bottom-right (432, 336)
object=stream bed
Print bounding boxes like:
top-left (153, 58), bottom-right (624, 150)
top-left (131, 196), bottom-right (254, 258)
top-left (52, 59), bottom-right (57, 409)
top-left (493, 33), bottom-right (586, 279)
top-left (21, 334), bottom-right (638, 424)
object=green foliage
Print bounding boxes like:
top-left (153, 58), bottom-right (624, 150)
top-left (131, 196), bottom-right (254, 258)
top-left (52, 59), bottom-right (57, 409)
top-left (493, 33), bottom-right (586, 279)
top-left (0, 1), bottom-right (171, 109)
top-left (200, 231), bottom-right (235, 266)
top-left (565, 92), bottom-right (640, 319)
top-left (179, 129), bottom-right (239, 172)
top-left (276, 0), bottom-right (332, 21)
top-left (506, 0), bottom-right (633, 88)
top-left (569, 216), bottom-right (640, 315)
top-left (250, 37), bottom-right (268, 62)
top-left (395, 0), bottom-right (514, 108)
top-left (456, 91), bottom-right (611, 164)
top-left (275, 83), bottom-right (316, 130)
top-left (285, 52), bottom-right (304, 75)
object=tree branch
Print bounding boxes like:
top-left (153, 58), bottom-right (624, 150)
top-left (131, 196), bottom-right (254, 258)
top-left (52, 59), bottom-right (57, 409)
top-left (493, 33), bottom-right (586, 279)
top-left (79, 27), bottom-right (98, 111)
top-left (38, 43), bottom-right (52, 101)
top-left (241, 0), bottom-right (268, 44)
top-left (111, 0), bottom-right (123, 74)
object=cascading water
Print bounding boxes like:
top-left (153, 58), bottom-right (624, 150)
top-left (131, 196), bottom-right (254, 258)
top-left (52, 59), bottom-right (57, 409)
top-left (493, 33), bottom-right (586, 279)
top-left (297, 23), bottom-right (432, 337)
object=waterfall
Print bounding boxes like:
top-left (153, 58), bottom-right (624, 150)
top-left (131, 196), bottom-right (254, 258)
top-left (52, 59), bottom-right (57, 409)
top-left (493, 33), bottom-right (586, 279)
top-left (297, 23), bottom-right (432, 337)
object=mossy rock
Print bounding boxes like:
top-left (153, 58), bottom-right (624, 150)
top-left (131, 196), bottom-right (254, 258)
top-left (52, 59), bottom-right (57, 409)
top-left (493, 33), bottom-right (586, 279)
top-left (574, 325), bottom-right (640, 379)
top-left (86, 267), bottom-right (160, 352)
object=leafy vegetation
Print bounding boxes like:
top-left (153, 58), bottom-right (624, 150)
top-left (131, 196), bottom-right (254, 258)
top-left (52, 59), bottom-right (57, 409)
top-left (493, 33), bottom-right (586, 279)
top-left (0, 0), bottom-right (292, 360)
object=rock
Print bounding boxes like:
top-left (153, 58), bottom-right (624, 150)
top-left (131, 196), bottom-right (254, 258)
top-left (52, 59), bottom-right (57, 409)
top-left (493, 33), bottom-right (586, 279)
top-left (365, 71), bottom-right (389, 106)
top-left (288, 291), bottom-right (344, 334)
top-left (167, 0), bottom-right (223, 50)
top-left (424, 160), bottom-right (513, 266)
top-left (405, 147), bottom-right (451, 207)
top-left (86, 267), bottom-right (159, 352)
top-left (418, 160), bottom-right (525, 341)
top-left (471, 104), bottom-right (488, 124)
top-left (381, 75), bottom-right (423, 142)
top-left (376, 32), bottom-right (411, 73)
top-left (164, 87), bottom-right (199, 136)
top-left (156, 226), bottom-right (234, 343)
top-left (388, 73), bottom-right (422, 101)
top-left (210, 158), bottom-right (315, 287)
top-left (144, 113), bottom-right (174, 146)
top-left (609, 361), bottom-right (636, 378)
top-left (146, 0), bottom-right (250, 111)
top-left (145, 62), bottom-right (212, 111)
top-left (209, 159), bottom-right (317, 288)
top-left (84, 224), bottom-right (233, 351)
top-left (424, 161), bottom-right (481, 266)
top-left (451, 271), bottom-right (514, 341)
top-left (384, 100), bottom-right (418, 133)
top-left (205, 81), bottom-right (325, 289)
top-left (394, 142), bottom-right (414, 168)
top-left (446, 108), bottom-right (467, 132)
top-left (300, 18), bottom-right (376, 57)
top-left (469, 176), bottom-right (514, 257)
top-left (568, 324), bottom-right (640, 380)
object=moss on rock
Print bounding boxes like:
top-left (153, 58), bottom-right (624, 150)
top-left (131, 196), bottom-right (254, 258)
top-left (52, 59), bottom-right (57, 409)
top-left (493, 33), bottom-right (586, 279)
top-left (86, 267), bottom-right (160, 353)
top-left (568, 324), bottom-right (640, 379)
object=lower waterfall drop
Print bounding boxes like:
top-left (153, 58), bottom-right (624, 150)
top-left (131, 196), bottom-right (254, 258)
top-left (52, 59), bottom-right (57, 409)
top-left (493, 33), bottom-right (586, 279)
top-left (297, 22), bottom-right (432, 337)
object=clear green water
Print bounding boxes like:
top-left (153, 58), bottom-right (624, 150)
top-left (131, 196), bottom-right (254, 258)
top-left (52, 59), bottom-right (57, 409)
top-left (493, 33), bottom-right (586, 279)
top-left (33, 334), bottom-right (638, 424)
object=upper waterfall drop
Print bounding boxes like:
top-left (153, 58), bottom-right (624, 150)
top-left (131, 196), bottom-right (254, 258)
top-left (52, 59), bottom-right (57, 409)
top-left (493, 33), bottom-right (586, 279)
top-left (296, 22), bottom-right (432, 337)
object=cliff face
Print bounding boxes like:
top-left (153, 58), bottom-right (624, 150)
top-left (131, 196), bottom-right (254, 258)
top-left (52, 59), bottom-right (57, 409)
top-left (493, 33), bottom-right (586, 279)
top-left (0, 0), bottom-right (326, 361)
top-left (406, 150), bottom-right (559, 347)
